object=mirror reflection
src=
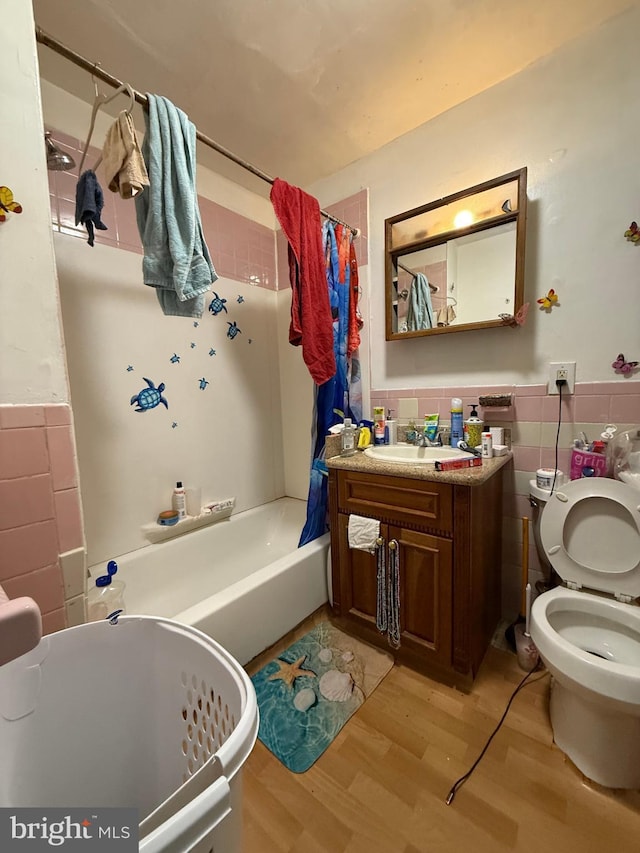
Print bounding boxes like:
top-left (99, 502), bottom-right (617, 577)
top-left (385, 168), bottom-right (527, 339)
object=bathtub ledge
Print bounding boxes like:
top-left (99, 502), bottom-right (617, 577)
top-left (141, 498), bottom-right (236, 544)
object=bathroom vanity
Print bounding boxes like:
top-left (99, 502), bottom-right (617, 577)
top-left (327, 451), bottom-right (511, 686)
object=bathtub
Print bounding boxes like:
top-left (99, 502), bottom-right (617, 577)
top-left (91, 498), bottom-right (329, 665)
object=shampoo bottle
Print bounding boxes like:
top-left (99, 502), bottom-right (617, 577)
top-left (450, 398), bottom-right (464, 447)
top-left (373, 406), bottom-right (386, 445)
top-left (464, 404), bottom-right (483, 449)
top-left (172, 481), bottom-right (187, 519)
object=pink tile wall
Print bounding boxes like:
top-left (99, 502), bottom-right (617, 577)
top-left (324, 189), bottom-right (369, 270)
top-left (0, 404), bottom-right (83, 634)
top-left (275, 189), bottom-right (369, 291)
top-left (46, 126), bottom-right (277, 288)
top-left (199, 197), bottom-right (276, 289)
top-left (371, 380), bottom-right (640, 616)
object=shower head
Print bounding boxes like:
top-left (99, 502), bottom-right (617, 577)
top-left (45, 131), bottom-right (76, 171)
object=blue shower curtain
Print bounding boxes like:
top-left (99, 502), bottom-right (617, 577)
top-left (299, 222), bottom-right (362, 546)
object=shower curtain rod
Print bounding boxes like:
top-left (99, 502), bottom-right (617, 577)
top-left (35, 27), bottom-right (360, 237)
top-left (397, 261), bottom-right (438, 292)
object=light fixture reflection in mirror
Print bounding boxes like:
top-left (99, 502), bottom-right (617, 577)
top-left (453, 210), bottom-right (474, 229)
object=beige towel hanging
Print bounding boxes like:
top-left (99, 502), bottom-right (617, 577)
top-left (101, 111), bottom-right (150, 199)
top-left (437, 304), bottom-right (457, 327)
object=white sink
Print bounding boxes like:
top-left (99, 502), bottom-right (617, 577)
top-left (363, 444), bottom-right (469, 465)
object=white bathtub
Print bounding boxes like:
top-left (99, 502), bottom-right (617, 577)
top-left (91, 498), bottom-right (329, 665)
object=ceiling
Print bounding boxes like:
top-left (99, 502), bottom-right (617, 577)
top-left (33, 0), bottom-right (632, 197)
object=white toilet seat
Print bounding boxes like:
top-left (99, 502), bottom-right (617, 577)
top-left (540, 478), bottom-right (640, 598)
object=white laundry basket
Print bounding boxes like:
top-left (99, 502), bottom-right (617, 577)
top-left (0, 615), bottom-right (258, 852)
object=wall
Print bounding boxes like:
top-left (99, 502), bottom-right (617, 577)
top-left (0, 3), bottom-right (68, 404)
top-left (0, 0), bottom-right (83, 631)
top-left (41, 85), bottom-right (287, 567)
top-left (308, 7), bottom-right (640, 617)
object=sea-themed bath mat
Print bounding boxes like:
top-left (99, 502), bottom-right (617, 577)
top-left (251, 622), bottom-right (393, 773)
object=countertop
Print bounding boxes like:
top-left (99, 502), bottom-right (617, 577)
top-left (326, 439), bottom-right (512, 486)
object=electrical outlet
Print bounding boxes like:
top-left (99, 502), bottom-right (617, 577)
top-left (548, 361), bottom-right (576, 395)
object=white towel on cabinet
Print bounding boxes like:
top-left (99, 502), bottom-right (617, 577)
top-left (347, 515), bottom-right (380, 553)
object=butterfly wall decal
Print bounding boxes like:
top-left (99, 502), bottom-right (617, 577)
top-left (499, 302), bottom-right (529, 327)
top-left (0, 186), bottom-right (23, 222)
top-left (624, 221), bottom-right (640, 244)
top-left (612, 353), bottom-right (639, 375)
top-left (537, 288), bottom-right (558, 310)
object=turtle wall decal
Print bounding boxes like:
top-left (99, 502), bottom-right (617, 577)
top-left (208, 292), bottom-right (228, 315)
top-left (227, 321), bottom-right (241, 339)
top-left (130, 378), bottom-right (169, 412)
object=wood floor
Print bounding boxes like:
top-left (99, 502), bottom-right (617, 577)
top-left (242, 608), bottom-right (640, 853)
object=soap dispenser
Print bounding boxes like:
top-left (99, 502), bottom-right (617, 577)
top-left (464, 404), bottom-right (483, 449)
top-left (385, 409), bottom-right (397, 445)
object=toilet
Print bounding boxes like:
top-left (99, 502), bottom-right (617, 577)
top-left (529, 476), bottom-right (640, 788)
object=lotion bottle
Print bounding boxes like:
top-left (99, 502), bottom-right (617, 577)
top-left (341, 418), bottom-right (357, 456)
top-left (172, 481), bottom-right (187, 518)
top-left (464, 404), bottom-right (483, 449)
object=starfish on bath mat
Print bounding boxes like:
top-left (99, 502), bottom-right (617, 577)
top-left (267, 656), bottom-right (316, 688)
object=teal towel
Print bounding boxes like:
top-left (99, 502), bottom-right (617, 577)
top-left (135, 95), bottom-right (217, 317)
top-left (406, 272), bottom-right (434, 330)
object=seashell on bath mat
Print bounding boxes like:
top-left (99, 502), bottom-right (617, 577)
top-left (250, 622), bottom-right (393, 773)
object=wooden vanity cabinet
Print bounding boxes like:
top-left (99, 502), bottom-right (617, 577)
top-left (328, 468), bottom-right (503, 684)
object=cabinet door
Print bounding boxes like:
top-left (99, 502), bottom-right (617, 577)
top-left (336, 513), bottom-right (386, 632)
top-left (390, 525), bottom-right (453, 667)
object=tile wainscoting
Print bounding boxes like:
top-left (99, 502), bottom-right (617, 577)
top-left (0, 404), bottom-right (85, 633)
top-left (371, 381), bottom-right (640, 617)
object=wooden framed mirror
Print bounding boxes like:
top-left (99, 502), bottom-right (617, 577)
top-left (385, 168), bottom-right (527, 339)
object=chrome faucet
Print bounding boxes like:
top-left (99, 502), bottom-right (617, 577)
top-left (414, 431), bottom-right (443, 447)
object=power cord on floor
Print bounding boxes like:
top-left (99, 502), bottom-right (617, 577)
top-left (445, 666), bottom-right (549, 805)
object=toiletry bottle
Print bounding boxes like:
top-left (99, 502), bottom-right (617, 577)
top-left (385, 409), bottom-right (398, 445)
top-left (87, 560), bottom-right (126, 622)
top-left (373, 406), bottom-right (386, 445)
top-left (406, 418), bottom-right (417, 444)
top-left (450, 398), bottom-right (464, 447)
top-left (341, 418), bottom-right (357, 456)
top-left (172, 481), bottom-right (187, 519)
top-left (481, 431), bottom-right (494, 458)
top-left (464, 404), bottom-right (483, 449)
